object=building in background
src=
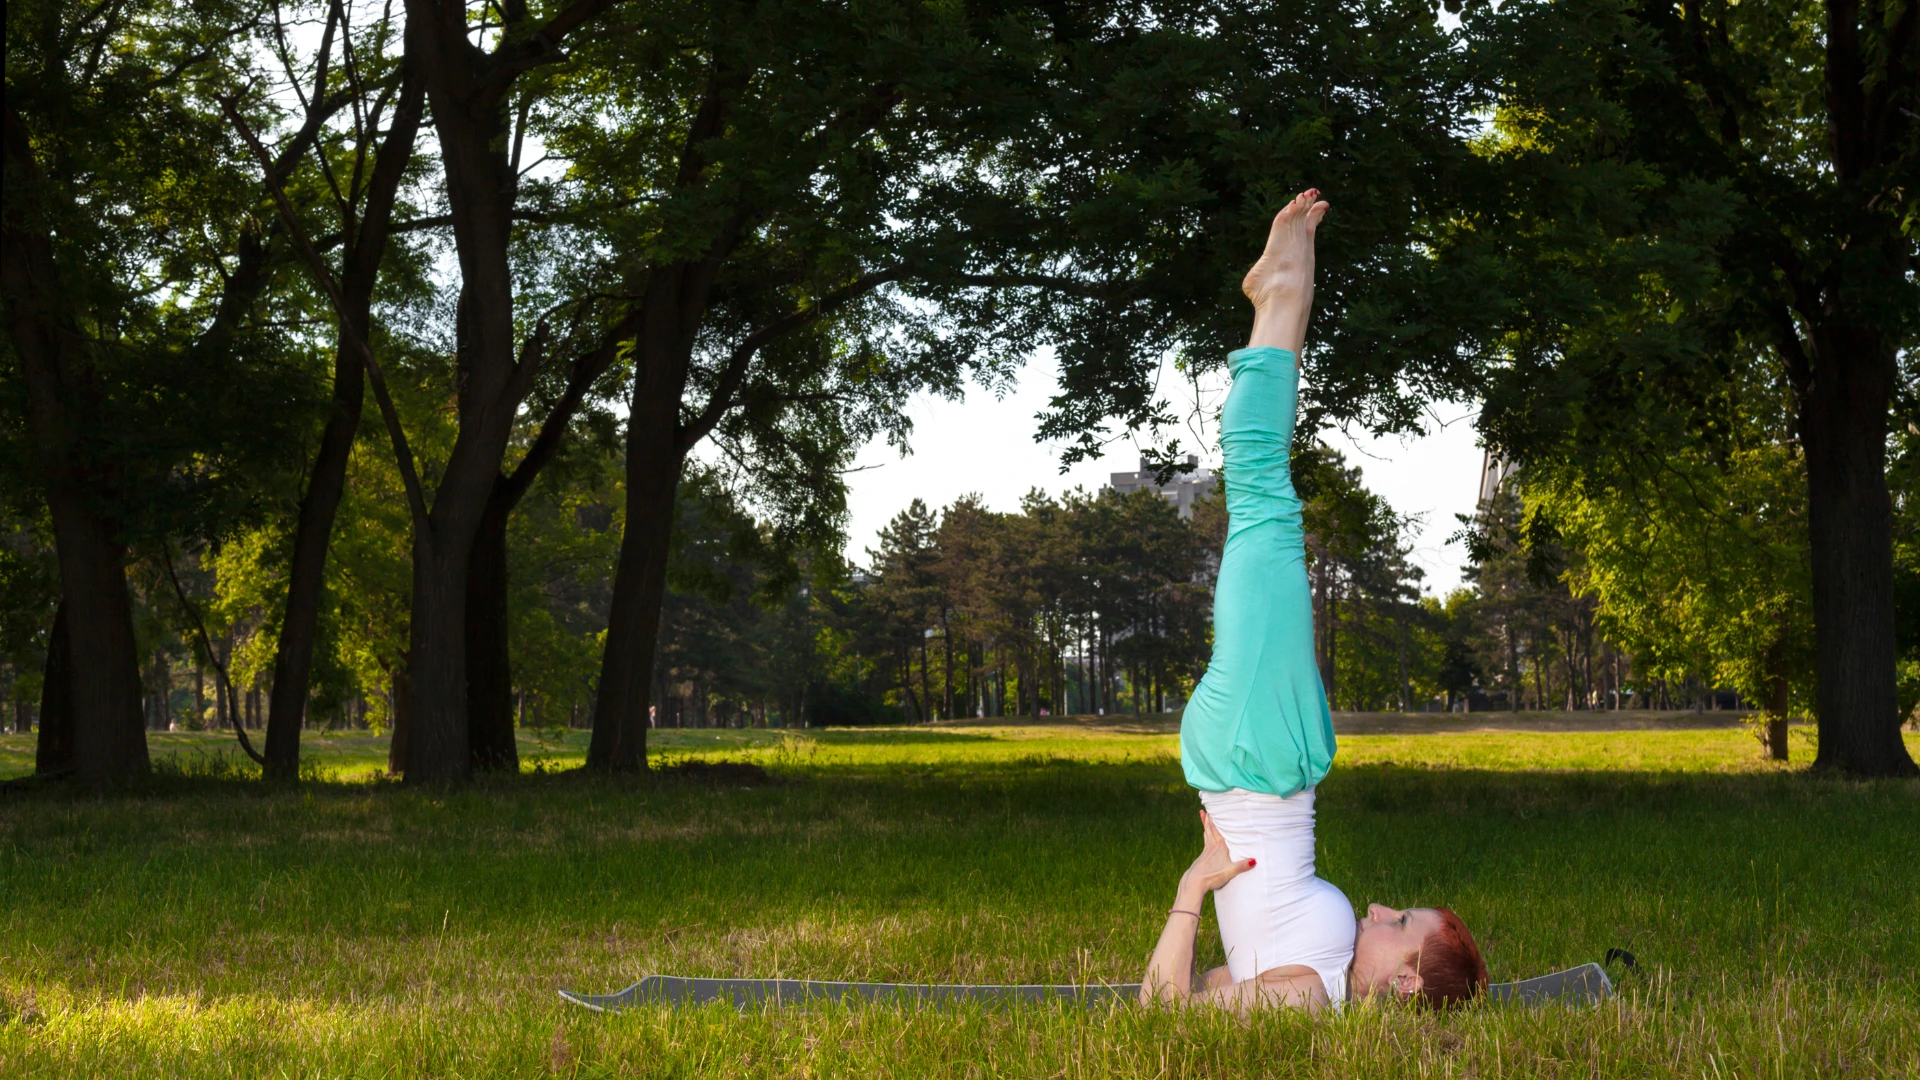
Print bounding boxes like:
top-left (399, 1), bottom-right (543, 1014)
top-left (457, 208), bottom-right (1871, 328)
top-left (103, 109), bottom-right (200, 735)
top-left (1108, 456), bottom-right (1217, 519)
top-left (1477, 449), bottom-right (1514, 508)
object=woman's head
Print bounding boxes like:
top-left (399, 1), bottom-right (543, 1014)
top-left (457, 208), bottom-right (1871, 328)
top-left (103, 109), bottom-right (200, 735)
top-left (1349, 904), bottom-right (1488, 1009)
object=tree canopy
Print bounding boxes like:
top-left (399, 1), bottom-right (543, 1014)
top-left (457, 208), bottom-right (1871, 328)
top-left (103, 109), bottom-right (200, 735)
top-left (4, 0), bottom-right (1914, 782)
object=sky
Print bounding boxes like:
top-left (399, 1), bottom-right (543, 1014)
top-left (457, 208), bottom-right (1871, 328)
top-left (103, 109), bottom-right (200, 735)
top-left (841, 349), bottom-right (1488, 597)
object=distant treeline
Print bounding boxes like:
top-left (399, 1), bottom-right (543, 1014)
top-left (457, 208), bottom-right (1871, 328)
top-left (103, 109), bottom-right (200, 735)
top-left (9, 441), bottom-right (1830, 744)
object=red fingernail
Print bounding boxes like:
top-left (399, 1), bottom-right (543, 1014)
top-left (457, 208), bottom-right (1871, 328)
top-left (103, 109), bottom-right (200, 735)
top-left (1248, 858), bottom-right (1257, 868)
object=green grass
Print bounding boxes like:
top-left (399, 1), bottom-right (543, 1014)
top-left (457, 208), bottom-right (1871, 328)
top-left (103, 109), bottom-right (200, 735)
top-left (3, 724), bottom-right (1917, 1078)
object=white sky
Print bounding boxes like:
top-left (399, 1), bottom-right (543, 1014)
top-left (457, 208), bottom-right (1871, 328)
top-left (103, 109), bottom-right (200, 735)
top-left (842, 349), bottom-right (1486, 597)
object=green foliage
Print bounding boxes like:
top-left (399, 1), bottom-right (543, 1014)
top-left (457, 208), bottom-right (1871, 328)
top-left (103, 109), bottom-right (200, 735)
top-left (1010, 0), bottom-right (1489, 452)
top-left (842, 487), bottom-right (1216, 721)
top-left (1441, 0), bottom-right (1918, 750)
top-left (1455, 481), bottom-right (1630, 712)
top-left (1892, 426), bottom-right (1920, 721)
top-left (1295, 445), bottom-right (1431, 710)
top-left (841, 450), bottom-right (1447, 720)
top-left (1523, 365), bottom-right (1816, 716)
top-left (503, 452), bottom-right (623, 730)
top-left (1451, 0), bottom-right (1916, 456)
top-left (0, 521), bottom-right (55, 681)
top-left (3, 0), bottom-right (329, 548)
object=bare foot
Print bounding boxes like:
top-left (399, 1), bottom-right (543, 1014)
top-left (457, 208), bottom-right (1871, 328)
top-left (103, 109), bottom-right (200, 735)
top-left (1242, 189), bottom-right (1329, 356)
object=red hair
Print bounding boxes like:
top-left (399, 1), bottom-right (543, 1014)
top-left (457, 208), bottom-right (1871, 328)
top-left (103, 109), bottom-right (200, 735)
top-left (1415, 908), bottom-right (1488, 1009)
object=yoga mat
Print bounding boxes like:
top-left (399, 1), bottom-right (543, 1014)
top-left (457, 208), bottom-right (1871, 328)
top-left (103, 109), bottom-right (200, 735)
top-left (560, 962), bottom-right (1611, 1012)
top-left (1483, 961), bottom-right (1613, 1006)
top-left (561, 977), bottom-right (1134, 1011)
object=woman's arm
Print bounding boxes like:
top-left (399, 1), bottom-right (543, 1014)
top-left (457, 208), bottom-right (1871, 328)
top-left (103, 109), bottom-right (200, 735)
top-left (1140, 811), bottom-right (1333, 1014)
top-left (1139, 877), bottom-right (1210, 1004)
top-left (1139, 811), bottom-right (1252, 1005)
top-left (1215, 966), bottom-right (1332, 1014)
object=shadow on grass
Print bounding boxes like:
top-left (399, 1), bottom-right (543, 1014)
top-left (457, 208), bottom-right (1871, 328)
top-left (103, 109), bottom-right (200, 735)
top-left (8, 745), bottom-right (1909, 817)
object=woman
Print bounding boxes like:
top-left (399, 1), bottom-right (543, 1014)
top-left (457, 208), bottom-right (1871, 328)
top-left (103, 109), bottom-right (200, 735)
top-left (1139, 189), bottom-right (1487, 1013)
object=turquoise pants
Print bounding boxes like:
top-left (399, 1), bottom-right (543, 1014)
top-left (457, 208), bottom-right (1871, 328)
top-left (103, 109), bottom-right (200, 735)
top-left (1180, 347), bottom-right (1336, 796)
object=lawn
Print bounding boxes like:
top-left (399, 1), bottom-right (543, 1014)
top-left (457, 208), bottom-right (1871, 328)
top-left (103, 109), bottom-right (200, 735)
top-left (3, 723), bottom-right (1917, 1078)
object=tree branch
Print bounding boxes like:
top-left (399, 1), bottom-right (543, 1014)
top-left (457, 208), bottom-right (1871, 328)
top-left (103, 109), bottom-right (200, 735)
top-left (1765, 300), bottom-right (1814, 405)
top-left (220, 95), bottom-right (433, 537)
top-left (499, 307), bottom-right (642, 509)
top-left (317, 209), bottom-right (561, 249)
top-left (499, 318), bottom-right (552, 416)
top-left (491, 0), bottom-right (620, 78)
top-left (676, 268), bottom-right (904, 453)
top-left (160, 543), bottom-right (266, 767)
top-left (952, 272), bottom-right (1131, 299)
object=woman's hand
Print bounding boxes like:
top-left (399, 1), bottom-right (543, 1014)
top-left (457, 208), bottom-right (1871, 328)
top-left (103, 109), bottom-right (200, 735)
top-left (1180, 811), bottom-right (1255, 895)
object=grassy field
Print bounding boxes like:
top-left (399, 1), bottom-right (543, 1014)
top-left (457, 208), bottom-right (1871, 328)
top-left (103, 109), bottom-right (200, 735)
top-left (3, 723), bottom-right (1917, 1078)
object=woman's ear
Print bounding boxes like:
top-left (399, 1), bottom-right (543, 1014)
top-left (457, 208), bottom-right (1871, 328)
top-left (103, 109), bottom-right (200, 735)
top-left (1392, 962), bottom-right (1425, 998)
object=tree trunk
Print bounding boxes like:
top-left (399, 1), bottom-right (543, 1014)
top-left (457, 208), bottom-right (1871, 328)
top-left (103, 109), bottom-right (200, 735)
top-left (1562, 630), bottom-right (1577, 709)
top-left (402, 527), bottom-right (483, 783)
top-left (1766, 1), bottom-right (1920, 776)
top-left (590, 418), bottom-right (683, 771)
top-left (260, 69), bottom-right (422, 779)
top-left (590, 221), bottom-right (749, 770)
top-left (26, 464), bottom-right (144, 780)
top-left (35, 602), bottom-right (74, 774)
top-left (264, 332), bottom-right (364, 778)
top-left (4, 119), bottom-right (148, 782)
top-left (919, 635), bottom-right (932, 723)
top-left (149, 653), bottom-right (171, 730)
top-left (1397, 619), bottom-right (1411, 711)
top-left (464, 489), bottom-right (519, 772)
top-left (397, 3), bottom-right (579, 784)
top-left (461, 308), bottom-right (636, 771)
top-left (942, 616), bottom-right (954, 719)
top-left (1322, 588), bottom-right (1338, 709)
top-left (1764, 632), bottom-right (1791, 762)
top-left (1798, 321), bottom-right (1915, 775)
top-left (388, 670), bottom-right (412, 775)
top-left (1531, 640), bottom-right (1546, 712)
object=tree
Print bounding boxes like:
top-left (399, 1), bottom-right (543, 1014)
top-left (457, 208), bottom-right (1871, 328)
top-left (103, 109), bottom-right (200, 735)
top-left (1524, 353), bottom-right (1815, 752)
top-left (553, 0), bottom-right (1485, 769)
top-left (222, 0), bottom-right (427, 780)
top-left (561, 1), bottom-right (1053, 766)
top-left (319, 0), bottom-right (622, 783)
top-left (5, 0), bottom-right (322, 782)
top-left (1889, 423), bottom-right (1920, 724)
top-left (1296, 445), bottom-right (1424, 708)
top-left (1458, 0), bottom-right (1918, 774)
top-left (867, 500), bottom-right (941, 722)
top-left (1011, 0), bottom-right (1486, 462)
top-left (1455, 483), bottom-right (1556, 711)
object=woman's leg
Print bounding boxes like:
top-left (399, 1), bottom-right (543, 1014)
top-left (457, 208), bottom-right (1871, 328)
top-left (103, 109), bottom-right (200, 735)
top-left (1180, 189), bottom-right (1335, 797)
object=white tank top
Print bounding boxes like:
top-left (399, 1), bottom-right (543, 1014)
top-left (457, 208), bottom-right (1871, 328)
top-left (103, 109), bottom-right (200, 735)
top-left (1199, 787), bottom-right (1356, 1005)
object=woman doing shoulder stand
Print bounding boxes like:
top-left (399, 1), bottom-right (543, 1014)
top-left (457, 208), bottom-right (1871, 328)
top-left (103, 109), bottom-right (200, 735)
top-left (1138, 189), bottom-right (1488, 1014)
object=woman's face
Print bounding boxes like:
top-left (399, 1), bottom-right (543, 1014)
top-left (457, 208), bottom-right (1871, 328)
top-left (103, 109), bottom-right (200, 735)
top-left (1350, 904), bottom-right (1444, 999)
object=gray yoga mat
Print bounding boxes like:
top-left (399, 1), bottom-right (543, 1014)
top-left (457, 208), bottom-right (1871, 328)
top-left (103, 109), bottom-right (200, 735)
top-left (560, 962), bottom-right (1611, 1012)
